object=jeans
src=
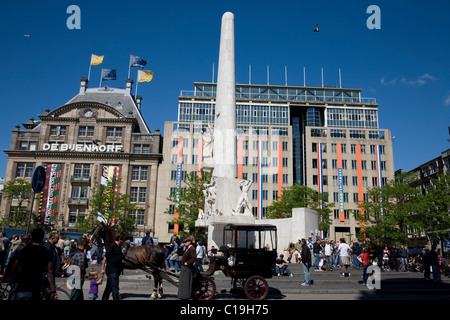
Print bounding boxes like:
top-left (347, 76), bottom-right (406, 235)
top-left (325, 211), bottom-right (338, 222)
top-left (276, 265), bottom-right (292, 276)
top-left (431, 264), bottom-right (442, 283)
top-left (362, 265), bottom-right (369, 285)
top-left (400, 257), bottom-right (408, 271)
top-left (334, 253), bottom-right (340, 266)
top-left (102, 273), bottom-right (120, 300)
top-left (353, 254), bottom-right (361, 268)
top-left (88, 293), bottom-right (99, 300)
top-left (169, 255), bottom-right (178, 272)
top-left (314, 253), bottom-right (320, 270)
top-left (97, 247), bottom-right (104, 264)
top-left (302, 264), bottom-right (311, 284)
top-left (325, 255), bottom-right (333, 270)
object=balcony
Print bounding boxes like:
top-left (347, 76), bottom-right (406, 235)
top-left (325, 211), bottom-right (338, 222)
top-left (68, 198), bottom-right (89, 205)
top-left (70, 175), bottom-right (91, 183)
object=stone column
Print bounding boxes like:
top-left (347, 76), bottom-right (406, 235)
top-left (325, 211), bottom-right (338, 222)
top-left (213, 12), bottom-right (236, 179)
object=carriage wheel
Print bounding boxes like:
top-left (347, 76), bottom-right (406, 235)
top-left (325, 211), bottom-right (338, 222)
top-left (244, 276), bottom-right (269, 300)
top-left (193, 276), bottom-right (216, 301)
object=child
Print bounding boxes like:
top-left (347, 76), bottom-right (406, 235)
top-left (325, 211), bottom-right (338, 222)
top-left (88, 270), bottom-right (103, 300)
top-left (61, 255), bottom-right (70, 277)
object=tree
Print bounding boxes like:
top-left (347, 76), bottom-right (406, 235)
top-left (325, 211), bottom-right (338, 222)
top-left (357, 171), bottom-right (425, 244)
top-left (0, 179), bottom-right (33, 229)
top-left (165, 170), bottom-right (211, 238)
top-left (266, 184), bottom-right (333, 233)
top-left (420, 174), bottom-right (450, 250)
top-left (76, 179), bottom-right (138, 238)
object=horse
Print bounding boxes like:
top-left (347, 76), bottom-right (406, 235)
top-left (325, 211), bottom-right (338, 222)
top-left (90, 222), bottom-right (166, 299)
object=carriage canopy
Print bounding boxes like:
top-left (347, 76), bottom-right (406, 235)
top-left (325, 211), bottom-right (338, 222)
top-left (223, 224), bottom-right (277, 251)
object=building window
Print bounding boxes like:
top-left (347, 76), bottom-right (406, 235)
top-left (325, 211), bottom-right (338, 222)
top-left (71, 186), bottom-right (88, 199)
top-left (128, 209), bottom-right (145, 226)
top-left (74, 164), bottom-right (90, 178)
top-left (132, 166), bottom-right (148, 181)
top-left (20, 141), bottom-right (37, 151)
top-left (130, 187), bottom-right (147, 203)
top-left (16, 163), bottom-right (34, 178)
top-left (106, 127), bottom-right (122, 138)
top-left (78, 126), bottom-right (94, 137)
top-left (273, 174), bottom-right (278, 183)
top-left (50, 125), bottom-right (66, 136)
top-left (133, 144), bottom-right (150, 154)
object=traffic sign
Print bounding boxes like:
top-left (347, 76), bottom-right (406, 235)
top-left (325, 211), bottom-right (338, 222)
top-left (31, 165), bottom-right (46, 193)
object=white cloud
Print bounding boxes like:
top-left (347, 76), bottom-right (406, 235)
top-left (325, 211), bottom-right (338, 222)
top-left (380, 73), bottom-right (437, 87)
top-left (444, 92), bottom-right (450, 107)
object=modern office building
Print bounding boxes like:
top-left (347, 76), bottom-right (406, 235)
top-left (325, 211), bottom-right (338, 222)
top-left (1, 78), bottom-right (162, 236)
top-left (155, 82), bottom-right (395, 242)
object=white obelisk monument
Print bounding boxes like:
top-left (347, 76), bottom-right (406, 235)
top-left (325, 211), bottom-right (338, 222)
top-left (213, 11), bottom-right (236, 179)
top-left (196, 12), bottom-right (255, 249)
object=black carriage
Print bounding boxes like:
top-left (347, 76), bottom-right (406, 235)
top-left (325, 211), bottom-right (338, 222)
top-left (205, 223), bottom-right (278, 300)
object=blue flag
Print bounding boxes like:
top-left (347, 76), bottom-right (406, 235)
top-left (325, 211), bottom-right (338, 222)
top-left (101, 69), bottom-right (117, 81)
top-left (130, 55), bottom-right (147, 68)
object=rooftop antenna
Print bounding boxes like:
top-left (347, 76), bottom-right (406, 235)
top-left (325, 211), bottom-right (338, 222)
top-left (303, 66), bottom-right (306, 86)
top-left (285, 65), bottom-right (288, 86)
top-left (212, 63), bottom-right (215, 83)
top-left (267, 65), bottom-right (270, 85)
top-left (249, 65), bottom-right (251, 84)
top-left (339, 68), bottom-right (342, 88)
top-left (321, 67), bottom-right (324, 87)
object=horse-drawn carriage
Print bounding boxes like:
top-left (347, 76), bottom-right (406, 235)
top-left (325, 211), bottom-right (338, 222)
top-left (204, 223), bottom-right (278, 300)
top-left (91, 222), bottom-right (277, 301)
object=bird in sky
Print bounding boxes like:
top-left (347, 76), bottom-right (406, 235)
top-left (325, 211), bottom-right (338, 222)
top-left (24, 34), bottom-right (30, 38)
top-left (314, 24), bottom-right (319, 32)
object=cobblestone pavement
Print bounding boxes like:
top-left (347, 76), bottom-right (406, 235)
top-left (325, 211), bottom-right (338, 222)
top-left (62, 261), bottom-right (450, 301)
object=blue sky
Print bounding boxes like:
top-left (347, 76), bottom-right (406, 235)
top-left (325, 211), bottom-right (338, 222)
top-left (0, 0), bottom-right (449, 178)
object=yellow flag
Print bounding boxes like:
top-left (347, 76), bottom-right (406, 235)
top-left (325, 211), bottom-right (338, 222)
top-left (90, 54), bottom-right (104, 66)
top-left (138, 70), bottom-right (153, 82)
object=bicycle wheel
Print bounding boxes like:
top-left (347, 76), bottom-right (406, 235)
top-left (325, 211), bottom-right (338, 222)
top-left (55, 286), bottom-right (70, 300)
top-left (0, 284), bottom-right (10, 300)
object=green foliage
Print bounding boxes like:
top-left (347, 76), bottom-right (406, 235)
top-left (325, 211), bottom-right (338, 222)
top-left (76, 179), bottom-right (138, 238)
top-left (266, 184), bottom-right (333, 232)
top-left (0, 179), bottom-right (33, 229)
top-left (165, 170), bottom-right (211, 238)
top-left (357, 172), bottom-right (450, 245)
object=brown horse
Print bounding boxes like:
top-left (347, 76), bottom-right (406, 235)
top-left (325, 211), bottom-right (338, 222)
top-left (91, 222), bottom-right (166, 299)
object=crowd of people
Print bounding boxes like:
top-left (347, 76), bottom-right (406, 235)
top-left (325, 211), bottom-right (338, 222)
top-left (279, 237), bottom-right (449, 285)
top-left (0, 229), bottom-right (207, 301)
top-left (2, 228), bottom-right (449, 300)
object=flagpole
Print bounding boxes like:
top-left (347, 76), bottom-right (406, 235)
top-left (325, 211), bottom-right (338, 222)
top-left (135, 71), bottom-right (139, 97)
top-left (99, 69), bottom-right (103, 88)
top-left (88, 64), bottom-right (92, 81)
top-left (128, 54), bottom-right (131, 79)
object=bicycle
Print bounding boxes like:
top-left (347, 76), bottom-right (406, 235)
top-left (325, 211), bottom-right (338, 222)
top-left (0, 282), bottom-right (11, 300)
top-left (40, 285), bottom-right (71, 300)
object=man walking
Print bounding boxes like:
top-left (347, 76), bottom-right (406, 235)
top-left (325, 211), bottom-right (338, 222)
top-left (399, 245), bottom-right (408, 271)
top-left (101, 234), bottom-right (125, 300)
top-left (300, 238), bottom-right (312, 286)
top-left (12, 228), bottom-right (57, 300)
top-left (69, 237), bottom-right (89, 300)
